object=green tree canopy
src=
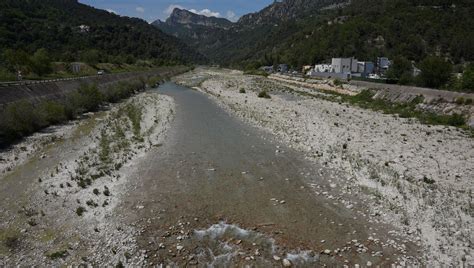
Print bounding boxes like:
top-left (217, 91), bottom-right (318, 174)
top-left (2, 49), bottom-right (30, 72)
top-left (418, 57), bottom-right (453, 88)
top-left (386, 56), bottom-right (413, 85)
top-left (80, 49), bottom-right (101, 66)
top-left (461, 64), bottom-right (474, 92)
top-left (30, 48), bottom-right (52, 76)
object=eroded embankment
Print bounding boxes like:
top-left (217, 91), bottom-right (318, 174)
top-left (174, 68), bottom-right (473, 266)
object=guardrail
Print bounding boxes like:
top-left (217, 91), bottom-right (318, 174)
top-left (0, 74), bottom-right (114, 87)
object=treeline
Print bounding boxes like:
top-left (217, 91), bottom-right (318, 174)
top-left (386, 56), bottom-right (474, 91)
top-left (1, 48), bottom-right (53, 78)
top-left (0, 76), bottom-right (160, 145)
top-left (0, 0), bottom-right (206, 74)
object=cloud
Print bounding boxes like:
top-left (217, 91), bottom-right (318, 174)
top-left (189, 8), bottom-right (221, 18)
top-left (163, 4), bottom-right (221, 18)
top-left (136, 6), bottom-right (145, 13)
top-left (106, 9), bottom-right (117, 14)
top-left (226, 10), bottom-right (238, 22)
top-left (164, 4), bottom-right (184, 16)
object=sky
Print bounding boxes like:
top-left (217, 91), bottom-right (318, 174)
top-left (79, 0), bottom-right (274, 23)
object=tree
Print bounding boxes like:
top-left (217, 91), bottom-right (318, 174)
top-left (30, 48), bottom-right (52, 76)
top-left (2, 49), bottom-right (30, 72)
top-left (461, 64), bottom-right (474, 92)
top-left (81, 49), bottom-right (101, 66)
top-left (418, 57), bottom-right (453, 88)
top-left (387, 56), bottom-right (413, 84)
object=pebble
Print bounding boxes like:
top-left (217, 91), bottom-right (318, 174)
top-left (273, 255), bottom-right (281, 261)
top-left (282, 259), bottom-right (292, 267)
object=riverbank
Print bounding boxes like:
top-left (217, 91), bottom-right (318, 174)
top-left (174, 67), bottom-right (474, 266)
top-left (0, 90), bottom-right (175, 266)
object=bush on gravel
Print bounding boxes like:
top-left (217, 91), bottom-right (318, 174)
top-left (258, 90), bottom-right (271, 99)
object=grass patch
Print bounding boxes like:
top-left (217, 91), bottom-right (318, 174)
top-left (244, 69), bottom-right (269, 77)
top-left (125, 103), bottom-right (143, 138)
top-left (99, 131), bottom-right (111, 163)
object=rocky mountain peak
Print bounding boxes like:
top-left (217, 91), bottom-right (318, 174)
top-left (159, 8), bottom-right (233, 29)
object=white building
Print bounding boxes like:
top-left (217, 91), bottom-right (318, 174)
top-left (331, 57), bottom-right (358, 74)
top-left (78, 25), bottom-right (90, 33)
top-left (377, 57), bottom-right (391, 72)
top-left (315, 64), bottom-right (333, 73)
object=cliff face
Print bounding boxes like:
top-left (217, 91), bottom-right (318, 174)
top-left (152, 8), bottom-right (233, 30)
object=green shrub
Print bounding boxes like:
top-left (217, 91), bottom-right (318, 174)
top-left (258, 90), bottom-right (271, 99)
top-left (65, 83), bottom-right (103, 118)
top-left (86, 199), bottom-right (98, 208)
top-left (76, 206), bottom-right (86, 216)
top-left (455, 97), bottom-right (465, 105)
top-left (0, 67), bottom-right (15, 81)
top-left (125, 104), bottom-right (142, 137)
top-left (333, 79), bottom-right (344, 87)
top-left (48, 250), bottom-right (68, 259)
top-left (38, 101), bottom-right (67, 124)
top-left (147, 76), bottom-right (162, 87)
top-left (239, 88), bottom-right (246, 93)
top-left (76, 83), bottom-right (103, 111)
top-left (0, 100), bottom-right (46, 140)
top-left (445, 113), bottom-right (466, 127)
top-left (103, 79), bottom-right (145, 103)
top-left (4, 235), bottom-right (19, 248)
top-left (103, 187), bottom-right (110, 196)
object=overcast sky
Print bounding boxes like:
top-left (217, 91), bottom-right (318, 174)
top-left (79, 0), bottom-right (274, 23)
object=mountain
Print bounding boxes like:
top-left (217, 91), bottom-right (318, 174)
top-left (153, 0), bottom-right (474, 68)
top-left (238, 0), bottom-right (348, 26)
top-left (152, 8), bottom-right (233, 55)
top-left (153, 8), bottom-right (233, 29)
top-left (0, 0), bottom-right (206, 65)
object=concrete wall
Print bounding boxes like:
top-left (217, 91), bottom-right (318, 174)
top-left (349, 80), bottom-right (474, 103)
top-left (0, 68), bottom-right (183, 110)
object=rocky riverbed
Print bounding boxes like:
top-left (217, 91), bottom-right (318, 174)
top-left (0, 91), bottom-right (175, 266)
top-left (174, 67), bottom-right (474, 266)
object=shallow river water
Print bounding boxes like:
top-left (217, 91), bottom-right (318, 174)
top-left (121, 82), bottom-right (414, 266)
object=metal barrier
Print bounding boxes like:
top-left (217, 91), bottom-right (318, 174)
top-left (0, 75), bottom-right (98, 87)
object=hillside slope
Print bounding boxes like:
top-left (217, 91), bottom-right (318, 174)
top-left (0, 0), bottom-right (206, 65)
top-left (154, 0), bottom-right (473, 68)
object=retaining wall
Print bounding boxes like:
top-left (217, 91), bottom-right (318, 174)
top-left (0, 68), bottom-right (184, 110)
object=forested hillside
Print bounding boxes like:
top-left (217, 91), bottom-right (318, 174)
top-left (0, 0), bottom-right (206, 76)
top-left (155, 0), bottom-right (473, 71)
top-left (269, 0), bottom-right (474, 68)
